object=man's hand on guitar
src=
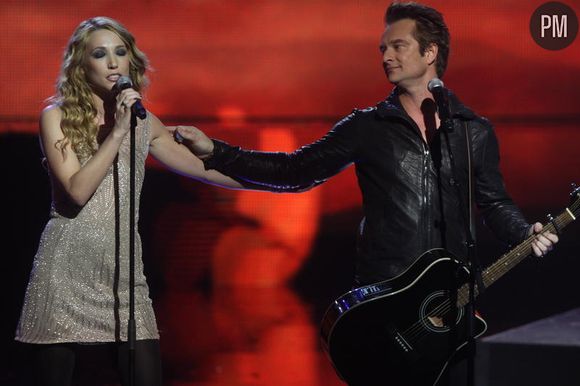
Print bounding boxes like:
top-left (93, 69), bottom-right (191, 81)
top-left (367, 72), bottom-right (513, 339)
top-left (528, 222), bottom-right (559, 257)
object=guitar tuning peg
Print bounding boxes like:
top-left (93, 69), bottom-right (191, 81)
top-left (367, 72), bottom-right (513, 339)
top-left (571, 183), bottom-right (580, 200)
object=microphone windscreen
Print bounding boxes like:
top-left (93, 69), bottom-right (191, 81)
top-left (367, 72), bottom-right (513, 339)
top-left (114, 76), bottom-right (133, 92)
top-left (427, 78), bottom-right (444, 92)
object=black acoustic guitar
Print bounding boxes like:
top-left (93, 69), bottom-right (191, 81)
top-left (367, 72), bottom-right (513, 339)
top-left (321, 185), bottom-right (579, 386)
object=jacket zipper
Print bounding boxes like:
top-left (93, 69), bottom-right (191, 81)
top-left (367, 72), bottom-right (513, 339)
top-left (422, 143), bottom-right (430, 252)
top-left (396, 113), bottom-right (432, 253)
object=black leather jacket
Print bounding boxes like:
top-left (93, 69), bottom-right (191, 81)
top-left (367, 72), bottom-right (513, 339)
top-left (205, 89), bottom-right (530, 285)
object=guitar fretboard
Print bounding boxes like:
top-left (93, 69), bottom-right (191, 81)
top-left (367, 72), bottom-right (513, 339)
top-left (456, 199), bottom-right (578, 308)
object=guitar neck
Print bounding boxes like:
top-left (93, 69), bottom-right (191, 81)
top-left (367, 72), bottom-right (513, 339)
top-left (457, 205), bottom-right (577, 308)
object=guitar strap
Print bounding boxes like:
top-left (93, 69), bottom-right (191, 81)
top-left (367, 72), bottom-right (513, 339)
top-left (464, 121), bottom-right (485, 294)
top-left (465, 121), bottom-right (474, 244)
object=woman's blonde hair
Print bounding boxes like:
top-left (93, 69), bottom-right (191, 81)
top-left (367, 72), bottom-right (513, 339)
top-left (52, 17), bottom-right (149, 161)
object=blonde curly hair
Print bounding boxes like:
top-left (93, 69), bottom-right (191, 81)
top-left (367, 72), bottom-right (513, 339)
top-left (52, 17), bottom-right (149, 161)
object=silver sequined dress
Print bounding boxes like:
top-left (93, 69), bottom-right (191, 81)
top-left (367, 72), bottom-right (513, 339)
top-left (16, 116), bottom-right (159, 343)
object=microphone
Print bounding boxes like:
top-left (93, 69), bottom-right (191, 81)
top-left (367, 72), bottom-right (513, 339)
top-left (114, 76), bottom-right (147, 119)
top-left (427, 78), bottom-right (451, 126)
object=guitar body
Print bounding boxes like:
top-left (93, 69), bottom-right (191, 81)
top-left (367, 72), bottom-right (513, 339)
top-left (322, 186), bottom-right (580, 385)
top-left (321, 249), bottom-right (487, 386)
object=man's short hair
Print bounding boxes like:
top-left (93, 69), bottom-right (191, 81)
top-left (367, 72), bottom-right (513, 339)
top-left (385, 2), bottom-right (450, 78)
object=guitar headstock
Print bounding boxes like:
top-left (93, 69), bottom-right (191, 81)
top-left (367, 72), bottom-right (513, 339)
top-left (570, 182), bottom-right (580, 217)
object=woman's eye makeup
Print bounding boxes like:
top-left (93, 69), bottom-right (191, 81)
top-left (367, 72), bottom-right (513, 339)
top-left (90, 46), bottom-right (127, 59)
top-left (91, 50), bottom-right (106, 59)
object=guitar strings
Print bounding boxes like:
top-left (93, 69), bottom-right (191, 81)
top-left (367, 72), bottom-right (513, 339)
top-left (404, 230), bottom-right (549, 342)
top-left (400, 206), bottom-right (576, 344)
top-left (403, 224), bottom-right (563, 343)
top-left (402, 235), bottom-right (536, 342)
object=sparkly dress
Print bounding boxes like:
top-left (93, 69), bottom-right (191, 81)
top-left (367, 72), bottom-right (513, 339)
top-left (16, 116), bottom-right (159, 343)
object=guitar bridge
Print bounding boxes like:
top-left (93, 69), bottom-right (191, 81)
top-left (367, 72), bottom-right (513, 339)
top-left (393, 331), bottom-right (413, 353)
top-left (387, 325), bottom-right (415, 359)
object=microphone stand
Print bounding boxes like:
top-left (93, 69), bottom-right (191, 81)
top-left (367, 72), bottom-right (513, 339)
top-left (128, 113), bottom-right (137, 386)
top-left (440, 109), bottom-right (481, 386)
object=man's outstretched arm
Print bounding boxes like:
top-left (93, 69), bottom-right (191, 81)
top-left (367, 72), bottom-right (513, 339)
top-left (169, 113), bottom-right (361, 190)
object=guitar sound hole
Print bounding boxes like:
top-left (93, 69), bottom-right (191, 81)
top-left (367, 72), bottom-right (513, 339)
top-left (420, 290), bottom-right (463, 333)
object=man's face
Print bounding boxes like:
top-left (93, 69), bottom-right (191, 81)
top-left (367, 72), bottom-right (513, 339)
top-left (380, 18), bottom-right (435, 88)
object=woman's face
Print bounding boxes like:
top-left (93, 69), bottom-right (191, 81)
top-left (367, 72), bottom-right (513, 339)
top-left (84, 29), bottom-right (130, 94)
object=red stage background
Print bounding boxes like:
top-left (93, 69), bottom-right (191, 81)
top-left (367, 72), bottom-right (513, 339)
top-left (1, 1), bottom-right (579, 385)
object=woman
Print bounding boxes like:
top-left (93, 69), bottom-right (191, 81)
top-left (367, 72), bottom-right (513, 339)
top-left (15, 17), bottom-right (248, 386)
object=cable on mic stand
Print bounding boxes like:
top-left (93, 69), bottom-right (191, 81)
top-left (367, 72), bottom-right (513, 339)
top-left (128, 112), bottom-right (137, 386)
top-left (429, 78), bottom-right (483, 386)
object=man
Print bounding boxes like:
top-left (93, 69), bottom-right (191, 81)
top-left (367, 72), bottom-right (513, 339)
top-left (175, 2), bottom-right (558, 385)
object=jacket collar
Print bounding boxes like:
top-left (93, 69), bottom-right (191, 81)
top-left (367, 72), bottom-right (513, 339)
top-left (376, 87), bottom-right (476, 120)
